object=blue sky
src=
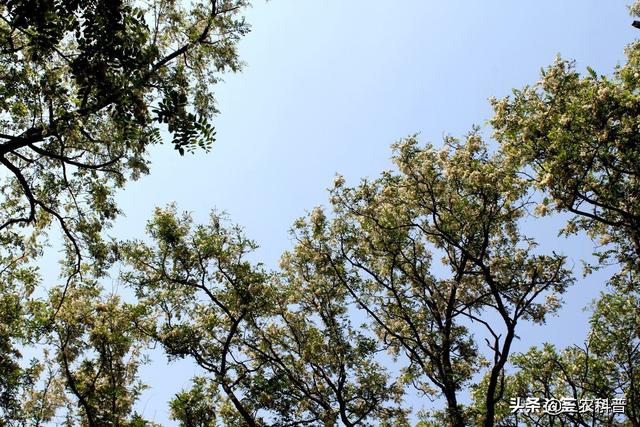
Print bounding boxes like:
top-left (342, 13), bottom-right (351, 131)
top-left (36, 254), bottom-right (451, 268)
top-left (106, 1), bottom-right (636, 423)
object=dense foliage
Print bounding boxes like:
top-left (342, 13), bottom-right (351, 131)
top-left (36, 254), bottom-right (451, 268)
top-left (0, 0), bottom-right (250, 424)
top-left (0, 0), bottom-right (248, 268)
top-left (0, 1), bottom-right (639, 426)
top-left (481, 4), bottom-right (640, 424)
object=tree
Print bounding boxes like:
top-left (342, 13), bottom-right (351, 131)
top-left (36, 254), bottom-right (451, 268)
top-left (120, 206), bottom-right (408, 426)
top-left (118, 131), bottom-right (575, 426)
top-left (472, 282), bottom-right (639, 427)
top-left (292, 133), bottom-right (573, 427)
top-left (491, 11), bottom-right (640, 270)
top-left (121, 207), bottom-right (273, 426)
top-left (484, 3), bottom-right (640, 426)
top-left (0, 222), bottom-right (41, 425)
top-left (169, 376), bottom-right (219, 427)
top-left (109, 2), bottom-right (640, 425)
top-left (0, 0), bottom-right (250, 272)
top-left (43, 283), bottom-right (152, 426)
top-left (0, 269), bottom-right (154, 426)
top-left (247, 234), bottom-right (407, 426)
top-left (0, 0), bottom-right (252, 422)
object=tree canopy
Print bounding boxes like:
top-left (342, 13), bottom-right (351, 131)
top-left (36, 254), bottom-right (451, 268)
top-left (0, 0), bottom-right (248, 271)
top-left (0, 0), bottom-right (251, 424)
top-left (1, 1), bottom-right (639, 426)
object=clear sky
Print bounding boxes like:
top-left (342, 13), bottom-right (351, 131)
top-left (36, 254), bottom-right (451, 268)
top-left (104, 1), bottom-right (636, 423)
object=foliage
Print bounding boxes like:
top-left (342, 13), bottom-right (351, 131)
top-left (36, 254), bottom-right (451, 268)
top-left (118, 131), bottom-right (576, 426)
top-left (0, 0), bottom-right (252, 423)
top-left (473, 282), bottom-right (639, 426)
top-left (485, 4), bottom-right (640, 426)
top-left (1, 1), bottom-right (640, 426)
top-left (0, 228), bottom-right (41, 424)
top-left (0, 0), bottom-right (250, 271)
top-left (289, 133), bottom-right (573, 427)
top-left (120, 206), bottom-right (408, 427)
top-left (46, 285), bottom-right (150, 426)
top-left (250, 236), bottom-right (408, 426)
top-left (17, 277), bottom-right (153, 426)
top-left (169, 377), bottom-right (219, 427)
top-left (121, 207), bottom-right (271, 426)
top-left (491, 21), bottom-right (640, 271)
